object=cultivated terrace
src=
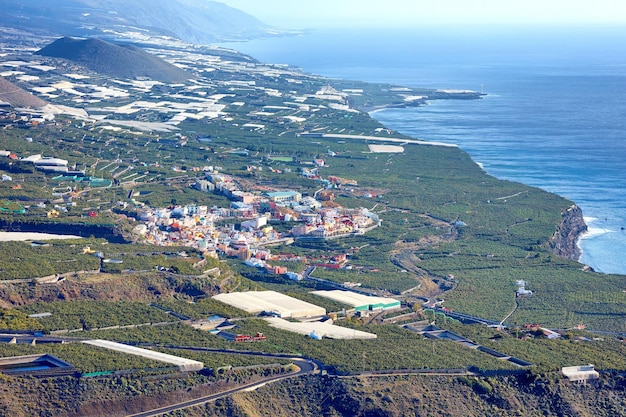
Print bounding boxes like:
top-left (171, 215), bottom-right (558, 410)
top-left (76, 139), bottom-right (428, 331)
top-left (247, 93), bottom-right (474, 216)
top-left (0, 29), bottom-right (624, 417)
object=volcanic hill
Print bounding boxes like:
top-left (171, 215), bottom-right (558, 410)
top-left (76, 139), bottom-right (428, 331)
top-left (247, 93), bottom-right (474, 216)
top-left (0, 77), bottom-right (47, 108)
top-left (35, 37), bottom-right (194, 83)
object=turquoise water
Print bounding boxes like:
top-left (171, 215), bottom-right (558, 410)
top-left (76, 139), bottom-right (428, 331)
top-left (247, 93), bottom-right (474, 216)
top-left (219, 26), bottom-right (626, 274)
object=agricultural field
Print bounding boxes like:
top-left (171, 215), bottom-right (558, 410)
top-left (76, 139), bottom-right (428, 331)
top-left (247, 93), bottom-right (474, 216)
top-left (18, 300), bottom-right (175, 331)
top-left (0, 30), bottom-right (623, 384)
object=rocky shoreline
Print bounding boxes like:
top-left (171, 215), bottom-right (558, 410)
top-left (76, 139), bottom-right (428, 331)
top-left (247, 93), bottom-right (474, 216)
top-left (548, 204), bottom-right (588, 261)
top-left (363, 90), bottom-right (486, 113)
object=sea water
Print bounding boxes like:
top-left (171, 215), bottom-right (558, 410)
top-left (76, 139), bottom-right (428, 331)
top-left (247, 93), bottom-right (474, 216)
top-left (218, 26), bottom-right (626, 275)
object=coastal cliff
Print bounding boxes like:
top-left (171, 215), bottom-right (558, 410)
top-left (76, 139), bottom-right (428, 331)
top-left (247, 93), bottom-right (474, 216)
top-left (548, 204), bottom-right (587, 261)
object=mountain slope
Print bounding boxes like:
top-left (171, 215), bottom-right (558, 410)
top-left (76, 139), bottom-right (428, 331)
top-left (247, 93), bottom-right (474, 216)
top-left (225, 374), bottom-right (626, 417)
top-left (35, 37), bottom-right (194, 83)
top-left (0, 0), bottom-right (274, 44)
top-left (0, 77), bottom-right (47, 108)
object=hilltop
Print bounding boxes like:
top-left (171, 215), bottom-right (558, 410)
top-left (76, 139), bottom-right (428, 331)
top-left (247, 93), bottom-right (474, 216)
top-left (0, 77), bottom-right (47, 108)
top-left (35, 37), bottom-right (194, 83)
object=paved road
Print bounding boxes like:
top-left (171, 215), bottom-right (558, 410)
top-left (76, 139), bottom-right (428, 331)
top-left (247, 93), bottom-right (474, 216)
top-left (499, 301), bottom-right (519, 328)
top-left (332, 368), bottom-right (476, 379)
top-left (126, 357), bottom-right (316, 417)
top-left (303, 265), bottom-right (380, 296)
top-left (0, 333), bottom-right (87, 344)
top-left (428, 307), bottom-right (502, 327)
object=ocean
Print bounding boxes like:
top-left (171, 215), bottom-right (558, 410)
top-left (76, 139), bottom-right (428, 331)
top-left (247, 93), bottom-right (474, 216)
top-left (218, 26), bottom-right (626, 275)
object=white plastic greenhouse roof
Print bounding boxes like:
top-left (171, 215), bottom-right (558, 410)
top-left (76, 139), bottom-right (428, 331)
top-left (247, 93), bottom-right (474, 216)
top-left (213, 290), bottom-right (326, 318)
top-left (82, 339), bottom-right (204, 372)
top-left (311, 290), bottom-right (400, 308)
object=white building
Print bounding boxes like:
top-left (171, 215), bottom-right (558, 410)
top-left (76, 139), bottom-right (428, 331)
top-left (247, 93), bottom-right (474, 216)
top-left (516, 280), bottom-right (533, 296)
top-left (34, 157), bottom-right (69, 167)
top-left (285, 271), bottom-right (302, 281)
top-left (561, 365), bottom-right (600, 383)
top-left (82, 339), bottom-right (203, 372)
top-left (265, 191), bottom-right (302, 204)
top-left (241, 216), bottom-right (268, 230)
top-left (213, 291), bottom-right (326, 319)
top-left (193, 180), bottom-right (214, 192)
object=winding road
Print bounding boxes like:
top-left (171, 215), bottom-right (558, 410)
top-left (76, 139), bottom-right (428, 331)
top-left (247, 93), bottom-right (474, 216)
top-left (125, 350), bottom-right (317, 417)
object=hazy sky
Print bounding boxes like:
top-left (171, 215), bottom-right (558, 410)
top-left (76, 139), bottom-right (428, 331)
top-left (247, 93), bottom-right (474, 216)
top-left (217, 0), bottom-right (626, 29)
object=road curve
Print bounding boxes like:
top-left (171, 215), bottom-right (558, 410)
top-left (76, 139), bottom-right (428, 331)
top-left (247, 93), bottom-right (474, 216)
top-left (126, 358), bottom-right (316, 417)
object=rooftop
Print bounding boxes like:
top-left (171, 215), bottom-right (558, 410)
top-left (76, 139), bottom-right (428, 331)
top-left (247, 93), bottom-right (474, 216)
top-left (266, 191), bottom-right (300, 198)
top-left (311, 290), bottom-right (400, 309)
top-left (0, 353), bottom-right (74, 376)
top-left (82, 339), bottom-right (204, 372)
top-left (561, 365), bottom-right (600, 382)
top-left (213, 290), bottom-right (326, 319)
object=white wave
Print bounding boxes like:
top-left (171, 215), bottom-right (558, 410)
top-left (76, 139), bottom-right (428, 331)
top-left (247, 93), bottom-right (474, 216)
top-left (579, 226), bottom-right (616, 241)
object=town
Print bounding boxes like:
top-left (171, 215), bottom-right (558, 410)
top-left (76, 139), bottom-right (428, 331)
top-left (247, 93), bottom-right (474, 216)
top-left (132, 166), bottom-right (381, 277)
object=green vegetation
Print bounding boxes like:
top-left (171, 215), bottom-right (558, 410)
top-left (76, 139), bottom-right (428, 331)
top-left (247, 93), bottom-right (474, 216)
top-left (437, 321), bottom-right (626, 372)
top-left (2, 95), bottom-right (622, 374)
top-left (0, 309), bottom-right (41, 330)
top-left (311, 267), bottom-right (417, 295)
top-left (0, 343), bottom-right (164, 373)
top-left (85, 321), bottom-right (515, 373)
top-left (0, 238), bottom-right (212, 280)
top-left (150, 298), bottom-right (252, 320)
top-left (0, 239), bottom-right (100, 279)
top-left (182, 371), bottom-right (626, 417)
top-left (0, 28), bottom-right (624, 417)
top-left (18, 300), bottom-right (174, 331)
top-left (155, 348), bottom-right (292, 371)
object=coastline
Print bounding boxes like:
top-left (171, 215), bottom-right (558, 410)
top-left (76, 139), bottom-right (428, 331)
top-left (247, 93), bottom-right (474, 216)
top-left (219, 29), bottom-right (626, 275)
top-left (368, 100), bottom-right (624, 275)
top-left (547, 204), bottom-right (587, 261)
top-left (577, 217), bottom-right (625, 274)
top-left (362, 95), bottom-right (599, 271)
top-left (367, 102), bottom-right (591, 267)
top-left (362, 90), bottom-right (486, 114)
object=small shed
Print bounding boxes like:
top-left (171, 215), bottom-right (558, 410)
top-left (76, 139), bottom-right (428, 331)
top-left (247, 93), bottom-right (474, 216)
top-left (561, 365), bottom-right (599, 383)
